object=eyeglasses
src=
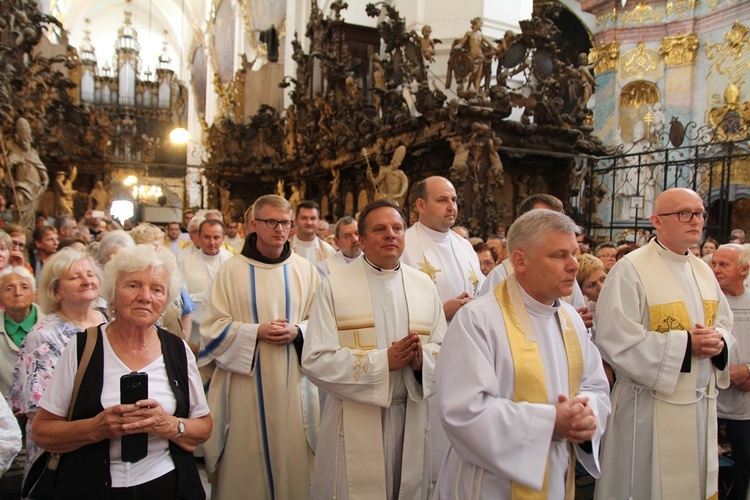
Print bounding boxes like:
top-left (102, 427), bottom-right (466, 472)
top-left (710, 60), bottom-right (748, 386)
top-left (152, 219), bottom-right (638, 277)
top-left (656, 211), bottom-right (709, 223)
top-left (255, 219), bottom-right (294, 229)
top-left (10, 242), bottom-right (25, 249)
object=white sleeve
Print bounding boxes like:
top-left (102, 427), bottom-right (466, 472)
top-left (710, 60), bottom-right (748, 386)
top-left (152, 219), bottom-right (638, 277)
top-left (184, 341), bottom-right (209, 418)
top-left (0, 394), bottom-right (21, 475)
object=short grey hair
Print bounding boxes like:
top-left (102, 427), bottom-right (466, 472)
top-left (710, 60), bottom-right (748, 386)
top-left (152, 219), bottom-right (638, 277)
top-left (97, 230), bottom-right (136, 265)
top-left (0, 265), bottom-right (35, 294)
top-left (38, 248), bottom-right (103, 314)
top-left (102, 244), bottom-right (181, 316)
top-left (187, 216), bottom-right (205, 232)
top-left (720, 243), bottom-right (750, 271)
top-left (334, 216), bottom-right (356, 239)
top-left (129, 223), bottom-right (165, 245)
top-left (507, 209), bottom-right (580, 254)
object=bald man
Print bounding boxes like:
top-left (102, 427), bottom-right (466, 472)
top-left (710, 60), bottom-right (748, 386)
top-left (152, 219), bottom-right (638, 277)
top-left (595, 188), bottom-right (734, 500)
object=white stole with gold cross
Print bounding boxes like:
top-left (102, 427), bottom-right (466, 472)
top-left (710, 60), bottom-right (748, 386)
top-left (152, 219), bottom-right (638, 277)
top-left (625, 241), bottom-right (724, 500)
top-left (328, 258), bottom-right (438, 500)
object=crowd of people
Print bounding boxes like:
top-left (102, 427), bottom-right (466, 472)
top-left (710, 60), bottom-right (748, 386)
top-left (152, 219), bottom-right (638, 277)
top-left (0, 179), bottom-right (746, 500)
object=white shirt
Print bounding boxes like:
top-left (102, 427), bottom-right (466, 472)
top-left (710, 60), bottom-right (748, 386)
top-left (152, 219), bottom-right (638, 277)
top-left (40, 325), bottom-right (210, 488)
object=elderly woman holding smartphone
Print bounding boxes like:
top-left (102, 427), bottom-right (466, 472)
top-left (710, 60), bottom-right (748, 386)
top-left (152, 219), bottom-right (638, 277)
top-left (31, 245), bottom-right (211, 499)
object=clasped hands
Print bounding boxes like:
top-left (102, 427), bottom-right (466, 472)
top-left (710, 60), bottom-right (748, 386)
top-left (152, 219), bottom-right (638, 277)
top-left (690, 323), bottom-right (724, 358)
top-left (258, 319), bottom-right (298, 345)
top-left (553, 395), bottom-right (597, 444)
top-left (387, 332), bottom-right (422, 372)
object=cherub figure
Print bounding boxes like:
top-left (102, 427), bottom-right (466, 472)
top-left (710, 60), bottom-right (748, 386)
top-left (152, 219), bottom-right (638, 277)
top-left (413, 25), bottom-right (441, 64)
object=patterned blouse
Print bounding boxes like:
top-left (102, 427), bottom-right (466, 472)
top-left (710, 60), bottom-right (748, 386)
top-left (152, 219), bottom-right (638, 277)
top-left (7, 314), bottom-right (88, 476)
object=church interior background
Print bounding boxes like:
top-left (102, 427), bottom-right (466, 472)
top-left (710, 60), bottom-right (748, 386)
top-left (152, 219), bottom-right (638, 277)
top-left (3, 0), bottom-right (750, 243)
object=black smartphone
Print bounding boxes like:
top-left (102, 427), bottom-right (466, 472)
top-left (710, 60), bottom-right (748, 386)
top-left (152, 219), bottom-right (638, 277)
top-left (120, 371), bottom-right (148, 463)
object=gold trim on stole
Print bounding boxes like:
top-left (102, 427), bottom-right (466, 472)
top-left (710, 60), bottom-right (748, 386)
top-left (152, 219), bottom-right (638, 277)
top-left (494, 276), bottom-right (583, 500)
top-left (626, 240), bottom-right (721, 499)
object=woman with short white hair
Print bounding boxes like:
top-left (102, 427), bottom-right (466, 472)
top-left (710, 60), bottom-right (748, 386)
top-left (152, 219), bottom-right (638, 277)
top-left (8, 249), bottom-right (105, 478)
top-left (33, 245), bottom-right (211, 498)
top-left (0, 266), bottom-right (43, 393)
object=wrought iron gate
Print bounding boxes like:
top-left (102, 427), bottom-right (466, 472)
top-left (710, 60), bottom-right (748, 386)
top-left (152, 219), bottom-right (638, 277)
top-left (577, 122), bottom-right (750, 243)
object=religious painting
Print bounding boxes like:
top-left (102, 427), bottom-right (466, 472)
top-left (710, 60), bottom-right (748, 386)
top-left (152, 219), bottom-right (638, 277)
top-left (212, 0), bottom-right (235, 86)
top-left (190, 36), bottom-right (208, 117)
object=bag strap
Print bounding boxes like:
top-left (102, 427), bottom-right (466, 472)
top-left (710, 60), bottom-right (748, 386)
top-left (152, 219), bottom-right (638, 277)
top-left (67, 326), bottom-right (99, 421)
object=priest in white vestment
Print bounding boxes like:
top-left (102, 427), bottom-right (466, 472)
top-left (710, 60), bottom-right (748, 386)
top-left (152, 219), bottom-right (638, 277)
top-left (402, 177), bottom-right (483, 323)
top-left (594, 188), bottom-right (733, 500)
top-left (401, 176), bottom-right (483, 480)
top-left (317, 216), bottom-right (362, 278)
top-left (304, 200), bottom-right (446, 499)
top-left (435, 209), bottom-right (610, 499)
top-left (199, 195), bottom-right (320, 500)
top-left (291, 200), bottom-right (335, 264)
top-left (180, 219), bottom-right (232, 348)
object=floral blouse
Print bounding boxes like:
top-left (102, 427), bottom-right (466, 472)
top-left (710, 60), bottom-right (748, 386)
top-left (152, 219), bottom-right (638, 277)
top-left (7, 314), bottom-right (84, 475)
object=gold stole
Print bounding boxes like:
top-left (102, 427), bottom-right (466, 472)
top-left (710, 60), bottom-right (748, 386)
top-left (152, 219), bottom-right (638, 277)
top-left (494, 276), bottom-right (583, 500)
top-left (625, 242), bottom-right (720, 500)
top-left (328, 259), bottom-right (435, 500)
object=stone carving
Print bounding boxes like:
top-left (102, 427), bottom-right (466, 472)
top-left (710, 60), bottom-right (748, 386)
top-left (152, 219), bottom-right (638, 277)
top-left (365, 146), bottom-right (409, 208)
top-left (3, 118), bottom-right (49, 229)
top-left (89, 179), bottom-right (111, 212)
top-left (53, 166), bottom-right (77, 217)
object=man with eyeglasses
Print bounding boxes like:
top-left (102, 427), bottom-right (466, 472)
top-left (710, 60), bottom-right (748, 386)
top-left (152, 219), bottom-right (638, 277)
top-left (595, 187), bottom-right (734, 500)
top-left (317, 216), bottom-right (362, 278)
top-left (199, 194), bottom-right (320, 500)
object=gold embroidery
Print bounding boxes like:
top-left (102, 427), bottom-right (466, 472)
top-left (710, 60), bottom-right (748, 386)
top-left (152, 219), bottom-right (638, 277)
top-left (417, 253), bottom-right (441, 284)
top-left (703, 300), bottom-right (718, 328)
top-left (339, 330), bottom-right (376, 382)
top-left (468, 268), bottom-right (479, 296)
top-left (649, 302), bottom-right (689, 333)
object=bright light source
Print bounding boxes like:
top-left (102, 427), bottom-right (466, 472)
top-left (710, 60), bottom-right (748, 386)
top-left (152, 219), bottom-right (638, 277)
top-left (111, 200), bottom-right (134, 223)
top-left (169, 127), bottom-right (190, 144)
top-left (123, 175), bottom-right (138, 186)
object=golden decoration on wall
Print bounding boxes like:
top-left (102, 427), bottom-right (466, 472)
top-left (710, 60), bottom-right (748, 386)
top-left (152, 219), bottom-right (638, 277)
top-left (620, 81), bottom-right (660, 109)
top-left (708, 83), bottom-right (750, 141)
top-left (705, 22), bottom-right (750, 86)
top-left (232, 66), bottom-right (246, 123)
top-left (666, 0), bottom-right (695, 18)
top-left (595, 8), bottom-right (616, 28)
top-left (620, 43), bottom-right (662, 81)
top-left (660, 34), bottom-right (699, 66)
top-left (620, 3), bottom-right (665, 26)
top-left (590, 42), bottom-right (620, 74)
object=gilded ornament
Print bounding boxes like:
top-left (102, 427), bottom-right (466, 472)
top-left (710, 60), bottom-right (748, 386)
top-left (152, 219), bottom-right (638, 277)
top-left (705, 22), bottom-right (750, 86)
top-left (708, 83), bottom-right (750, 141)
top-left (660, 34), bottom-right (699, 66)
top-left (666, 0), bottom-right (695, 18)
top-left (596, 8), bottom-right (616, 28)
top-left (620, 3), bottom-right (665, 26)
top-left (589, 42), bottom-right (620, 74)
top-left (621, 43), bottom-right (660, 80)
top-left (620, 81), bottom-right (660, 109)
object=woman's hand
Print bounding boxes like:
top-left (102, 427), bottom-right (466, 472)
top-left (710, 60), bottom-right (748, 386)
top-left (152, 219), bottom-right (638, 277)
top-left (89, 404), bottom-right (142, 441)
top-left (120, 399), bottom-right (178, 440)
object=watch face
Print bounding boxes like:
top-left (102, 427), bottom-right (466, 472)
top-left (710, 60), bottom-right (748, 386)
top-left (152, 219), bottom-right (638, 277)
top-left (178, 420), bottom-right (185, 435)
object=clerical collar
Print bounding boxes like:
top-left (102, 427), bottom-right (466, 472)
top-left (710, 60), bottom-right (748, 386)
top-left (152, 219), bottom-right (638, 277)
top-left (363, 256), bottom-right (400, 272)
top-left (419, 222), bottom-right (450, 242)
top-left (654, 238), bottom-right (690, 258)
top-left (241, 233), bottom-right (292, 264)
